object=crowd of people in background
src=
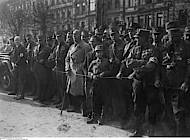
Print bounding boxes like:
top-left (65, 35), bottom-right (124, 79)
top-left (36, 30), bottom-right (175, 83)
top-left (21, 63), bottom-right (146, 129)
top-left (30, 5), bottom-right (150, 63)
top-left (2, 20), bottom-right (190, 136)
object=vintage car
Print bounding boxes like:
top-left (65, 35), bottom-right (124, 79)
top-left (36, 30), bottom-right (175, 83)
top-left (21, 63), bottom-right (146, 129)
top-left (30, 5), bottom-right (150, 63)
top-left (0, 52), bottom-right (14, 91)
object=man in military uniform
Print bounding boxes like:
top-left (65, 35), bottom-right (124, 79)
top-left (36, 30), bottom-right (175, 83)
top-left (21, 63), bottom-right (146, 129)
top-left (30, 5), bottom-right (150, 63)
top-left (83, 36), bottom-right (101, 117)
top-left (26, 33), bottom-right (37, 71)
top-left (44, 34), bottom-right (57, 102)
top-left (123, 23), bottom-right (141, 59)
top-left (116, 22), bottom-right (141, 79)
top-left (152, 27), bottom-right (164, 69)
top-left (118, 22), bottom-right (127, 37)
top-left (109, 27), bottom-right (125, 75)
top-left (84, 36), bottom-right (100, 72)
top-left (32, 35), bottom-right (45, 101)
top-left (94, 28), bottom-right (103, 44)
top-left (102, 29), bottom-right (112, 58)
top-left (32, 35), bottom-right (54, 103)
top-left (11, 36), bottom-right (27, 100)
top-left (87, 45), bottom-right (112, 124)
top-left (66, 32), bottom-right (74, 46)
top-left (25, 33), bottom-right (37, 95)
top-left (127, 30), bottom-right (162, 136)
top-left (53, 31), bottom-right (69, 109)
top-left (151, 28), bottom-right (165, 124)
top-left (108, 27), bottom-right (131, 120)
top-left (162, 21), bottom-right (190, 136)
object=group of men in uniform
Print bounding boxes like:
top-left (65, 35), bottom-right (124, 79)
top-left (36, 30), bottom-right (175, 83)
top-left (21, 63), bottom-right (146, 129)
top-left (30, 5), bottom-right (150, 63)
top-left (6, 20), bottom-right (190, 136)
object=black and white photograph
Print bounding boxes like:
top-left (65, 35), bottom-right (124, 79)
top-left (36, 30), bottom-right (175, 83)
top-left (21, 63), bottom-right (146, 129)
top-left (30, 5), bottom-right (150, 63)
top-left (0, 0), bottom-right (190, 138)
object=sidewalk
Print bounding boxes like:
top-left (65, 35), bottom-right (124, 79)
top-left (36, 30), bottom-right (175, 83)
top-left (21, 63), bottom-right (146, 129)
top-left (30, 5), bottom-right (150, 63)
top-left (0, 91), bottom-right (131, 137)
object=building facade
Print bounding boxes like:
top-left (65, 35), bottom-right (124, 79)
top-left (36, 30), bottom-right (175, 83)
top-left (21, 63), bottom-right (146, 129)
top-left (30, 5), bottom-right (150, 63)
top-left (49, 0), bottom-right (73, 32)
top-left (124, 0), bottom-right (190, 29)
top-left (72, 0), bottom-right (190, 30)
top-left (3, 0), bottom-right (190, 35)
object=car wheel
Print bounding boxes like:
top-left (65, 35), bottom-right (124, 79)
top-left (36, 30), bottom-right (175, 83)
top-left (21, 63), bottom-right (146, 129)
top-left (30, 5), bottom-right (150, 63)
top-left (0, 71), bottom-right (13, 91)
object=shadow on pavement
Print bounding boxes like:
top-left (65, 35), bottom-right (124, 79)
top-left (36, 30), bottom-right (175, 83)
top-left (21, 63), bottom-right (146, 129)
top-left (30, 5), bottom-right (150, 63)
top-left (0, 90), bottom-right (49, 108)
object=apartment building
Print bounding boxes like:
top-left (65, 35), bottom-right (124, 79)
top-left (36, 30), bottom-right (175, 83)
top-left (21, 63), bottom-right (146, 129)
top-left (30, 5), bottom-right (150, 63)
top-left (74, 0), bottom-right (190, 30)
top-left (49, 0), bottom-right (73, 32)
top-left (4, 0), bottom-right (190, 34)
top-left (124, 0), bottom-right (190, 29)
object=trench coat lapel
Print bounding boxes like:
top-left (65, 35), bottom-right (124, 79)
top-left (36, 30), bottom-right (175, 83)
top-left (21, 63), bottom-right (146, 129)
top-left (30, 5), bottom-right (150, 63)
top-left (70, 42), bottom-right (83, 56)
top-left (70, 44), bottom-right (78, 55)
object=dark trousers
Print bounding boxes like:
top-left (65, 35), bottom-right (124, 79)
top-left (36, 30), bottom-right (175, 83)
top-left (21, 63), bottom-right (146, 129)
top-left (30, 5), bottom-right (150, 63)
top-left (119, 78), bottom-right (133, 119)
top-left (26, 64), bottom-right (36, 95)
top-left (33, 62), bottom-right (48, 101)
top-left (84, 78), bottom-right (93, 114)
top-left (13, 66), bottom-right (27, 97)
top-left (55, 68), bottom-right (67, 103)
top-left (132, 79), bottom-right (163, 130)
top-left (91, 79), bottom-right (108, 117)
top-left (166, 89), bottom-right (190, 136)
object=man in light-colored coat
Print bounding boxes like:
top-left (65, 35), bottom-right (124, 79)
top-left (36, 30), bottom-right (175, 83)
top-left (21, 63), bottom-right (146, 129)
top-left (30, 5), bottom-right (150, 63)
top-left (65, 29), bottom-right (91, 112)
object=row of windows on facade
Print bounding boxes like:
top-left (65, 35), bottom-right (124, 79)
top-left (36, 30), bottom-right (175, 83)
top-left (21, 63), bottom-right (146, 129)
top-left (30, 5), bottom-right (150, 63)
top-left (74, 0), bottom-right (164, 15)
top-left (11, 0), bottom-right (164, 15)
top-left (52, 9), bottom-right (188, 29)
top-left (127, 13), bottom-right (164, 28)
top-left (64, 12), bottom-right (164, 31)
top-left (48, 0), bottom-right (72, 6)
top-left (49, 0), bottom-right (163, 7)
top-left (51, 8), bottom-right (188, 32)
top-left (53, 9), bottom-right (71, 19)
top-left (127, 0), bottom-right (163, 7)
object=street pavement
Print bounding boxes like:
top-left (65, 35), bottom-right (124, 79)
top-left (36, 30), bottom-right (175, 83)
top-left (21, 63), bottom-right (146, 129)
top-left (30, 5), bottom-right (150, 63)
top-left (0, 91), bottom-right (132, 137)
